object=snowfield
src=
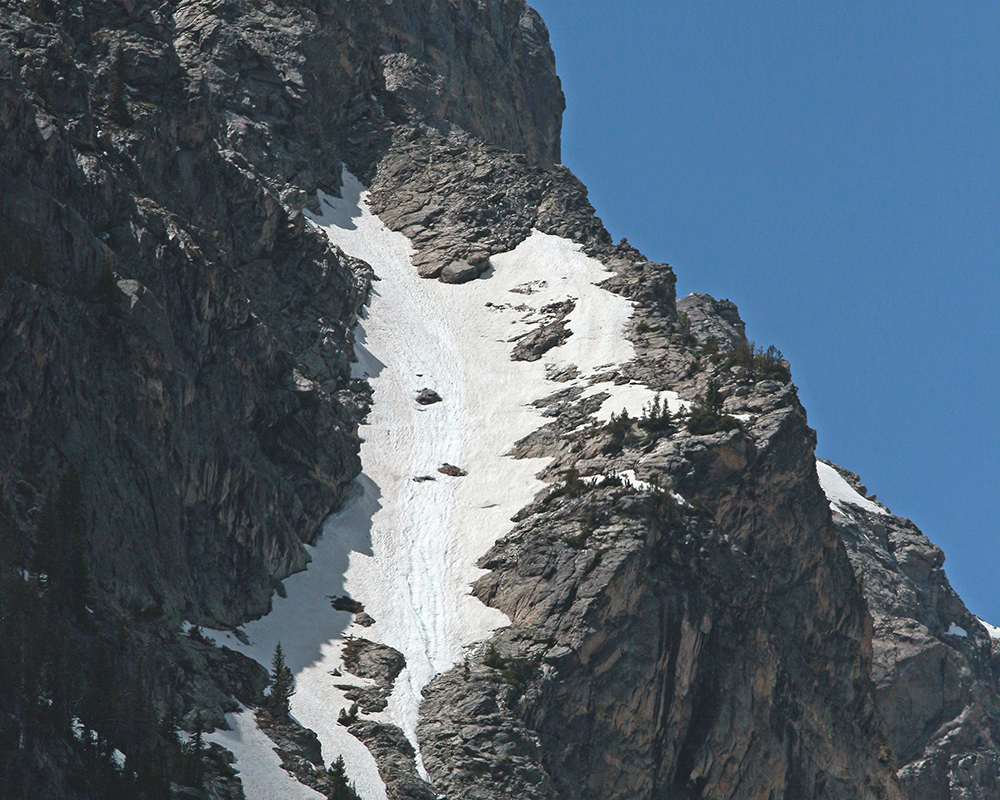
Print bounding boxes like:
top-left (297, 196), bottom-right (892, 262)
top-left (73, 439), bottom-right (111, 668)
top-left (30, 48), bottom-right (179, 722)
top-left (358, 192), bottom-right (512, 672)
top-left (206, 706), bottom-right (327, 800)
top-left (204, 170), bottom-right (658, 799)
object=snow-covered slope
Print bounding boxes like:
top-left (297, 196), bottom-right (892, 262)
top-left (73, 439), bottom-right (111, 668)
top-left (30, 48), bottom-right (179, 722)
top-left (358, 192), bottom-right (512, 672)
top-left (203, 170), bottom-right (678, 797)
top-left (816, 459), bottom-right (888, 517)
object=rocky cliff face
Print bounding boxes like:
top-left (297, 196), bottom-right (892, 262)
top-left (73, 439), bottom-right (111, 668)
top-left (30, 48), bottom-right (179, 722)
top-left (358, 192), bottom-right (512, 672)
top-left (411, 295), bottom-right (903, 800)
top-left (821, 462), bottom-right (1000, 799)
top-left (1, 2), bottom-right (996, 799)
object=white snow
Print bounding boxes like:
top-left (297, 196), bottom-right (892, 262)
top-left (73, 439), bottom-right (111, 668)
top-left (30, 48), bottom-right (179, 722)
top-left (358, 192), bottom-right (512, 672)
top-left (815, 460), bottom-right (888, 517)
top-left (582, 469), bottom-right (656, 493)
top-left (205, 706), bottom-right (326, 800)
top-left (945, 622), bottom-right (969, 638)
top-left (201, 516), bottom-right (389, 800)
top-left (584, 383), bottom-right (689, 424)
top-left (206, 169), bottom-right (665, 798)
top-left (977, 617), bottom-right (1000, 640)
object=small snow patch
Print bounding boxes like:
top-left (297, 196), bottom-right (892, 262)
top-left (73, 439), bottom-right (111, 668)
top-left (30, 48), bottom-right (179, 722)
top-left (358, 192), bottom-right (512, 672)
top-left (584, 383), bottom-right (690, 425)
top-left (815, 460), bottom-right (887, 517)
top-left (945, 622), bottom-right (968, 638)
top-left (977, 617), bottom-right (1000, 640)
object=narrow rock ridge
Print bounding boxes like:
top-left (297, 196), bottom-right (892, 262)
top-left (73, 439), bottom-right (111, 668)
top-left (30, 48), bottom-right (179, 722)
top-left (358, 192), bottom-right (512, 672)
top-left (819, 460), bottom-right (1000, 800)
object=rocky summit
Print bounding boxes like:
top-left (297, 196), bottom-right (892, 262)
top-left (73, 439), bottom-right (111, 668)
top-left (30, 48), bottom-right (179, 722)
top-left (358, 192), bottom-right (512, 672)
top-left (1, 2), bottom-right (997, 799)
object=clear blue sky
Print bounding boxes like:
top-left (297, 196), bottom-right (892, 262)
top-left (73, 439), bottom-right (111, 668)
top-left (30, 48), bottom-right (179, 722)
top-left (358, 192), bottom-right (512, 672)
top-left (530, 1), bottom-right (1000, 622)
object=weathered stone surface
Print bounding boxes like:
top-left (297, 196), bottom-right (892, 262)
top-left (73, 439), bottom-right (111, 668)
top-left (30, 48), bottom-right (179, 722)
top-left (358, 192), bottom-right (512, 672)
top-left (348, 721), bottom-right (438, 800)
top-left (511, 299), bottom-right (574, 362)
top-left (438, 463), bottom-right (468, 477)
top-left (440, 259), bottom-right (483, 284)
top-left (827, 462), bottom-right (1000, 799)
top-left (415, 388), bottom-right (443, 405)
top-left (342, 637), bottom-right (406, 686)
top-left (2, 0), bottom-right (995, 798)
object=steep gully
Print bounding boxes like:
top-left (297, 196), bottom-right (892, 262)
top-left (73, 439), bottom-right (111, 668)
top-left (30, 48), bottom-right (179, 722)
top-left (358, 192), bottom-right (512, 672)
top-left (203, 155), bottom-right (1000, 798)
top-left (205, 170), bottom-right (674, 797)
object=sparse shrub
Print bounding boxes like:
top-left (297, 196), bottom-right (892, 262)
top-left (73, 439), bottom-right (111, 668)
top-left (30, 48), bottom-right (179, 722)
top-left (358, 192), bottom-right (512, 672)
top-left (637, 393), bottom-right (673, 436)
top-left (722, 340), bottom-right (790, 383)
top-left (187, 625), bottom-right (213, 645)
top-left (547, 467), bottom-right (585, 502)
top-left (603, 408), bottom-right (632, 454)
top-left (483, 645), bottom-right (505, 670)
top-left (593, 472), bottom-right (623, 488)
top-left (563, 509), bottom-right (596, 548)
top-left (698, 337), bottom-right (720, 358)
top-left (686, 380), bottom-right (740, 436)
top-left (673, 312), bottom-right (696, 345)
top-left (650, 487), bottom-right (686, 532)
top-left (337, 701), bottom-right (359, 726)
top-left (24, 0), bottom-right (53, 23)
top-left (482, 646), bottom-right (537, 692)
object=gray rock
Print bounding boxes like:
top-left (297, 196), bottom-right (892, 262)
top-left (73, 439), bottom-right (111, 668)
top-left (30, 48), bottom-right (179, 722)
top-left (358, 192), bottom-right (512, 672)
top-left (826, 461), bottom-right (1000, 799)
top-left (439, 260), bottom-right (483, 284)
top-left (511, 299), bottom-right (575, 362)
top-left (415, 388), bottom-right (442, 405)
top-left (348, 721), bottom-right (438, 800)
top-left (342, 638), bottom-right (406, 686)
top-left (438, 463), bottom-right (468, 477)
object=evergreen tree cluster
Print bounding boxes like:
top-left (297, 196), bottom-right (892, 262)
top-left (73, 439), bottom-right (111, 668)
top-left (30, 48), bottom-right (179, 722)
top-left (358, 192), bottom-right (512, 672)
top-left (686, 380), bottom-right (741, 436)
top-left (638, 392), bottom-right (674, 435)
top-left (0, 471), bottom-right (215, 799)
top-left (717, 339), bottom-right (792, 383)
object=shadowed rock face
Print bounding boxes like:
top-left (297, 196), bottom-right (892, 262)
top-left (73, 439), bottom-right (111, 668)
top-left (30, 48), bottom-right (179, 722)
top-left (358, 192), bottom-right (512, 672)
top-left (1, 0), bottom-right (371, 627)
top-left (0, 0), bottom-right (563, 623)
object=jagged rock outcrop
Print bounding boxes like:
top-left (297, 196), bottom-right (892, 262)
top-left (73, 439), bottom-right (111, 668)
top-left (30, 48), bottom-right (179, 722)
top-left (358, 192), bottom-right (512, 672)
top-left (415, 303), bottom-right (904, 800)
top-left (824, 462), bottom-right (1000, 799)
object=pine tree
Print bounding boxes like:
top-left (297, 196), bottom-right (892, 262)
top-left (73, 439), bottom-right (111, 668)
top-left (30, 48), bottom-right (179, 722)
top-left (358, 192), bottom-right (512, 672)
top-left (182, 712), bottom-right (204, 787)
top-left (328, 755), bottom-right (362, 800)
top-left (267, 642), bottom-right (295, 718)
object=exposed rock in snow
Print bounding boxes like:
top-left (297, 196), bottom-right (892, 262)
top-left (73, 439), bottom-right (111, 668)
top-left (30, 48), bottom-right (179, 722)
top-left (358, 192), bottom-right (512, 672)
top-left (415, 389), bottom-right (443, 405)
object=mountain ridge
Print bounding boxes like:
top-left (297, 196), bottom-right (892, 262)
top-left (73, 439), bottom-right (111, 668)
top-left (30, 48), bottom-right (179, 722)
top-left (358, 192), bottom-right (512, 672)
top-left (0, 1), bottom-right (997, 799)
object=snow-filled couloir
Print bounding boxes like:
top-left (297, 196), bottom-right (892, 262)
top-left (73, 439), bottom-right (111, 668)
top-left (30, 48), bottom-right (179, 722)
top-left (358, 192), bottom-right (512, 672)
top-left (206, 169), bottom-right (680, 798)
